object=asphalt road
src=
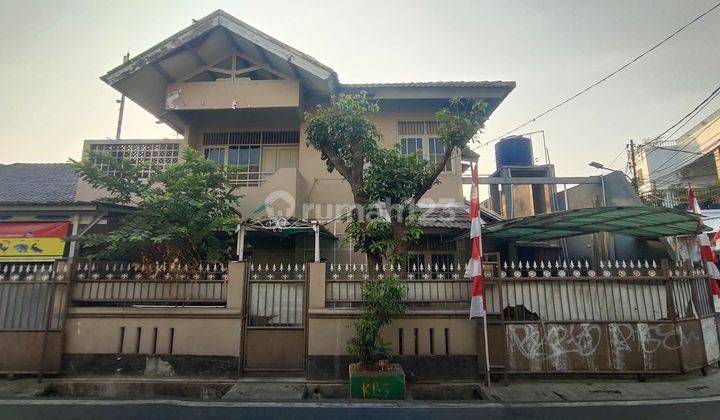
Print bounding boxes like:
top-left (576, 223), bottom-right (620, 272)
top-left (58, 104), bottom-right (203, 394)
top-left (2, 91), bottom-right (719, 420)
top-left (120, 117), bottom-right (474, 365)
top-left (1, 396), bottom-right (719, 420)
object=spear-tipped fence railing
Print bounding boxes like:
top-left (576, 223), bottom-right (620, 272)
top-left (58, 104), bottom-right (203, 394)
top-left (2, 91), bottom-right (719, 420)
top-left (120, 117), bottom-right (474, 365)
top-left (324, 259), bottom-right (715, 322)
top-left (70, 261), bottom-right (228, 307)
top-left (325, 262), bottom-right (471, 309)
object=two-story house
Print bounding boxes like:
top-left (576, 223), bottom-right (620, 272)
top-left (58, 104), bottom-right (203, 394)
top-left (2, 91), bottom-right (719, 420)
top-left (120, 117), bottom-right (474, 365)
top-left (78, 9), bottom-right (515, 267)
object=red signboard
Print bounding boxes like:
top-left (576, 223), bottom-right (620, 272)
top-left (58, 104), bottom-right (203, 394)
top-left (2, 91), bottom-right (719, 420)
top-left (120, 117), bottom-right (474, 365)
top-left (0, 222), bottom-right (70, 238)
top-left (0, 222), bottom-right (70, 261)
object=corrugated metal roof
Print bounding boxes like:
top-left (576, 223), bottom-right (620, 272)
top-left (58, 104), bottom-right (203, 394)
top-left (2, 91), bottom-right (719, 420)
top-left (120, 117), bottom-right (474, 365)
top-left (0, 163), bottom-right (78, 204)
top-left (484, 206), bottom-right (707, 241)
top-left (342, 81), bottom-right (514, 89)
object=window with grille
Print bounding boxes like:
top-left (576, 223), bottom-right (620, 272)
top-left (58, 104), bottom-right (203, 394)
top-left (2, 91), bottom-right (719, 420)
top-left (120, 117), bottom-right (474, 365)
top-left (89, 142), bottom-right (180, 178)
top-left (201, 130), bottom-right (299, 187)
top-left (397, 122), bottom-right (454, 173)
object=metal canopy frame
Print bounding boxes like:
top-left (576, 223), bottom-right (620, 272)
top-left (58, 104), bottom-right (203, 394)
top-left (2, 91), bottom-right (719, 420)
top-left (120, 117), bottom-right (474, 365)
top-left (483, 206), bottom-right (708, 242)
top-left (236, 217), bottom-right (334, 262)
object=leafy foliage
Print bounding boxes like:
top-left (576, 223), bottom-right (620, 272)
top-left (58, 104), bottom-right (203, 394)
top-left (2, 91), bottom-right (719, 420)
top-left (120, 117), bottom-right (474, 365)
top-left (305, 93), bottom-right (381, 176)
top-left (72, 148), bottom-right (241, 263)
top-left (347, 276), bottom-right (407, 368)
top-left (305, 93), bottom-right (487, 368)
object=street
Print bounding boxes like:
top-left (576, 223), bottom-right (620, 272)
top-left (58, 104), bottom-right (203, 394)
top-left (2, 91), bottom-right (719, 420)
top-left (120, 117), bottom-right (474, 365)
top-left (0, 396), bottom-right (719, 420)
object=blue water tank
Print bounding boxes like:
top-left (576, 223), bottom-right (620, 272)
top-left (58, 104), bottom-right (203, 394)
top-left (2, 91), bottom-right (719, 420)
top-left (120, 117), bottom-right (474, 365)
top-left (495, 136), bottom-right (534, 169)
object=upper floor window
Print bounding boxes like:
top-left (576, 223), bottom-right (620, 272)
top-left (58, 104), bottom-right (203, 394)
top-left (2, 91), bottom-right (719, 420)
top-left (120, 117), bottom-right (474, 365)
top-left (204, 147), bottom-right (225, 165)
top-left (428, 138), bottom-right (452, 172)
top-left (400, 137), bottom-right (423, 156)
top-left (398, 121), bottom-right (454, 173)
top-left (202, 131), bottom-right (299, 187)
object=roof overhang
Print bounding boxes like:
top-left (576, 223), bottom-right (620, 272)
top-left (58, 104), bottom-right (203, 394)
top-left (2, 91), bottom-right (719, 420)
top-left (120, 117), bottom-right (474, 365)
top-left (339, 81), bottom-right (515, 116)
top-left (101, 10), bottom-right (338, 133)
top-left (0, 201), bottom-right (136, 214)
top-left (483, 206), bottom-right (709, 242)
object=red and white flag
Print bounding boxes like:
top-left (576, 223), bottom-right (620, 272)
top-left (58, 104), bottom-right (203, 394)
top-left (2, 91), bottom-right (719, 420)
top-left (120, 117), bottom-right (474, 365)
top-left (688, 185), bottom-right (720, 312)
top-left (467, 163), bottom-right (486, 319)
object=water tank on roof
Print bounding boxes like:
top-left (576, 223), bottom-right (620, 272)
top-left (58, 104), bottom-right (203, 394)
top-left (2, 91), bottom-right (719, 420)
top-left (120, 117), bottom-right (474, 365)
top-left (495, 136), bottom-right (533, 169)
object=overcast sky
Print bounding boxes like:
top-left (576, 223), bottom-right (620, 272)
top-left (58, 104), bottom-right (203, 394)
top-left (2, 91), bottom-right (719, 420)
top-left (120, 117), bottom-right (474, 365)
top-left (0, 0), bottom-right (719, 178)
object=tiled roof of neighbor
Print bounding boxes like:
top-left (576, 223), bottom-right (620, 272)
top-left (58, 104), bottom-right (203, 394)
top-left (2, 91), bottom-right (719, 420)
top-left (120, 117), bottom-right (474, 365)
top-left (418, 205), bottom-right (502, 229)
top-left (342, 81), bottom-right (515, 89)
top-left (0, 163), bottom-right (78, 204)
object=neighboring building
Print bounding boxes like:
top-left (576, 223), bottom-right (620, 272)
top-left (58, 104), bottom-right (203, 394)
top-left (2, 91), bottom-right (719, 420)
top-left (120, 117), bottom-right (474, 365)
top-left (634, 108), bottom-right (720, 207)
top-left (0, 163), bottom-right (131, 262)
top-left (77, 9), bottom-right (516, 266)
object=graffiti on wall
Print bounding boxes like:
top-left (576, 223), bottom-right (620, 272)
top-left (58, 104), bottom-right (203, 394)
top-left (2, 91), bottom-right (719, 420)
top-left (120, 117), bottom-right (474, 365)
top-left (507, 322), bottom-right (706, 372)
top-left (507, 323), bottom-right (602, 371)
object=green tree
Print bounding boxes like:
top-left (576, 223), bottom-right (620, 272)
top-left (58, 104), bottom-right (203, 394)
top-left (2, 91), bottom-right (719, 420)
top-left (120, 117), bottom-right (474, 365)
top-left (72, 148), bottom-right (241, 263)
top-left (305, 94), bottom-right (488, 367)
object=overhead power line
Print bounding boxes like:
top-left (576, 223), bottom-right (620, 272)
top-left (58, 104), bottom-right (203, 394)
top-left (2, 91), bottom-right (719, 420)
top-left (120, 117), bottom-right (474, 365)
top-left (643, 84), bottom-right (720, 152)
top-left (471, 1), bottom-right (720, 151)
top-left (643, 90), bottom-right (720, 175)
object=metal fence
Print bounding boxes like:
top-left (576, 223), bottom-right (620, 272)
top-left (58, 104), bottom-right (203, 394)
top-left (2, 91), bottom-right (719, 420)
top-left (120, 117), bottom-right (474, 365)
top-left (325, 262), bottom-right (471, 308)
top-left (0, 263), bottom-right (68, 330)
top-left (70, 261), bottom-right (228, 307)
top-left (324, 259), bottom-right (716, 322)
top-left (247, 263), bottom-right (305, 327)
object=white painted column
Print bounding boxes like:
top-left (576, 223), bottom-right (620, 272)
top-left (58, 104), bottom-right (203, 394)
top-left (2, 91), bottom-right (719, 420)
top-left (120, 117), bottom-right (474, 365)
top-left (236, 223), bottom-right (245, 261)
top-left (312, 221), bottom-right (320, 263)
top-left (67, 215), bottom-right (80, 259)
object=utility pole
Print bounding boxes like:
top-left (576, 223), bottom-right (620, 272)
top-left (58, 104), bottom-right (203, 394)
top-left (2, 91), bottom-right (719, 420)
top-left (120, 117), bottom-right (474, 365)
top-left (114, 53), bottom-right (130, 140)
top-left (628, 139), bottom-right (638, 193)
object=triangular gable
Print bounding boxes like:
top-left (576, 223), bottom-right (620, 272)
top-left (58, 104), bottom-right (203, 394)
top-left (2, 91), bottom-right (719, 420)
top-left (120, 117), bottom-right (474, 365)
top-left (102, 10), bottom-right (336, 89)
top-left (100, 10), bottom-right (338, 133)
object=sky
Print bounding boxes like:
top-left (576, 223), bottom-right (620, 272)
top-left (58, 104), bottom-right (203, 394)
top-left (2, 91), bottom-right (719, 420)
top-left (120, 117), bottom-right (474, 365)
top-left (0, 0), bottom-right (719, 179)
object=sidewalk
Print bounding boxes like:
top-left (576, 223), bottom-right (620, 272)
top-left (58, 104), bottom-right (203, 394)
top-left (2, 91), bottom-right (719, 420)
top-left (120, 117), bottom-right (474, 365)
top-left (480, 368), bottom-right (720, 402)
top-left (2, 370), bottom-right (720, 402)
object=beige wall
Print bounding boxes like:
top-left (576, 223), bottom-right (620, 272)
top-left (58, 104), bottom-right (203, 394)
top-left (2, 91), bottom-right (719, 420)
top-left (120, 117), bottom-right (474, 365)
top-left (166, 79), bottom-right (301, 111)
top-left (76, 97), bottom-right (467, 228)
top-left (307, 311), bottom-right (477, 356)
top-left (297, 106), bottom-right (464, 210)
top-left (64, 308), bottom-right (242, 357)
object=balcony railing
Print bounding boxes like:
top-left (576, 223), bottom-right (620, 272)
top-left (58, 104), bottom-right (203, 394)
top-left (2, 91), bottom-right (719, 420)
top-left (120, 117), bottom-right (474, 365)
top-left (227, 170), bottom-right (275, 188)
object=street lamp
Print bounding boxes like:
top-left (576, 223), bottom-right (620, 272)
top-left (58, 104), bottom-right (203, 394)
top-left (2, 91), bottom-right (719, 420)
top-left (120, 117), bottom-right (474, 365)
top-left (588, 161), bottom-right (638, 201)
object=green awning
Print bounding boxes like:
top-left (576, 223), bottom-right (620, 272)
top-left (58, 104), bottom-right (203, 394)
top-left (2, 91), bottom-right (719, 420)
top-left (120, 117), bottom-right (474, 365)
top-left (483, 206), bottom-right (708, 242)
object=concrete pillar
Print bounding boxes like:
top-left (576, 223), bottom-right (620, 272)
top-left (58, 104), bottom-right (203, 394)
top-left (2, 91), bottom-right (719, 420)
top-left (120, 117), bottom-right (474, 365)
top-left (312, 222), bottom-right (320, 262)
top-left (307, 262), bottom-right (326, 309)
top-left (227, 261), bottom-right (247, 310)
top-left (236, 224), bottom-right (245, 261)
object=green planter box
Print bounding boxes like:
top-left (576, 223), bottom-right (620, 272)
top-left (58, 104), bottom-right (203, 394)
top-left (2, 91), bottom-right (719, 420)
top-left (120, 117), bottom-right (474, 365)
top-left (349, 363), bottom-right (405, 400)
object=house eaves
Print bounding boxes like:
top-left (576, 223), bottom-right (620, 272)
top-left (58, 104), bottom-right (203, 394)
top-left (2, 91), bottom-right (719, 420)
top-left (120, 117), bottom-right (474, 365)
top-left (101, 9), bottom-right (337, 88)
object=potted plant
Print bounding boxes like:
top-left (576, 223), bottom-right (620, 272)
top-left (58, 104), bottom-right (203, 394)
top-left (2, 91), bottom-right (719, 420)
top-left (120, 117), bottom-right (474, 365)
top-left (347, 275), bottom-right (407, 399)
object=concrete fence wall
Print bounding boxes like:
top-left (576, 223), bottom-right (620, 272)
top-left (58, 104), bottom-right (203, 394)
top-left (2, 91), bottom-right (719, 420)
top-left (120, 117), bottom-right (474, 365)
top-left (52, 260), bottom-right (720, 380)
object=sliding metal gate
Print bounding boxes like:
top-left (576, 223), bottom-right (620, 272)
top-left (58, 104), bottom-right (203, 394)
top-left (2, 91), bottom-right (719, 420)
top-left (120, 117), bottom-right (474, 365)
top-left (242, 263), bottom-right (307, 372)
top-left (0, 262), bottom-right (69, 375)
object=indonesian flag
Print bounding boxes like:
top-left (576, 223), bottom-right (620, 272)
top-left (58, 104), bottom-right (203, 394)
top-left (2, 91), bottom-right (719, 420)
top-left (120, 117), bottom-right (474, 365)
top-left (689, 185), bottom-right (720, 312)
top-left (467, 163), bottom-right (486, 318)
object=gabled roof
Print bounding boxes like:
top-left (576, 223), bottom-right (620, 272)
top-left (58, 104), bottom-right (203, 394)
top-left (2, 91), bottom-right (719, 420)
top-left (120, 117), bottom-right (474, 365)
top-left (102, 9), bottom-right (337, 88)
top-left (0, 163), bottom-right (78, 204)
top-left (418, 205), bottom-right (502, 230)
top-left (342, 81), bottom-right (514, 89)
top-left (100, 10), bottom-right (340, 132)
top-left (101, 10), bottom-right (515, 133)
